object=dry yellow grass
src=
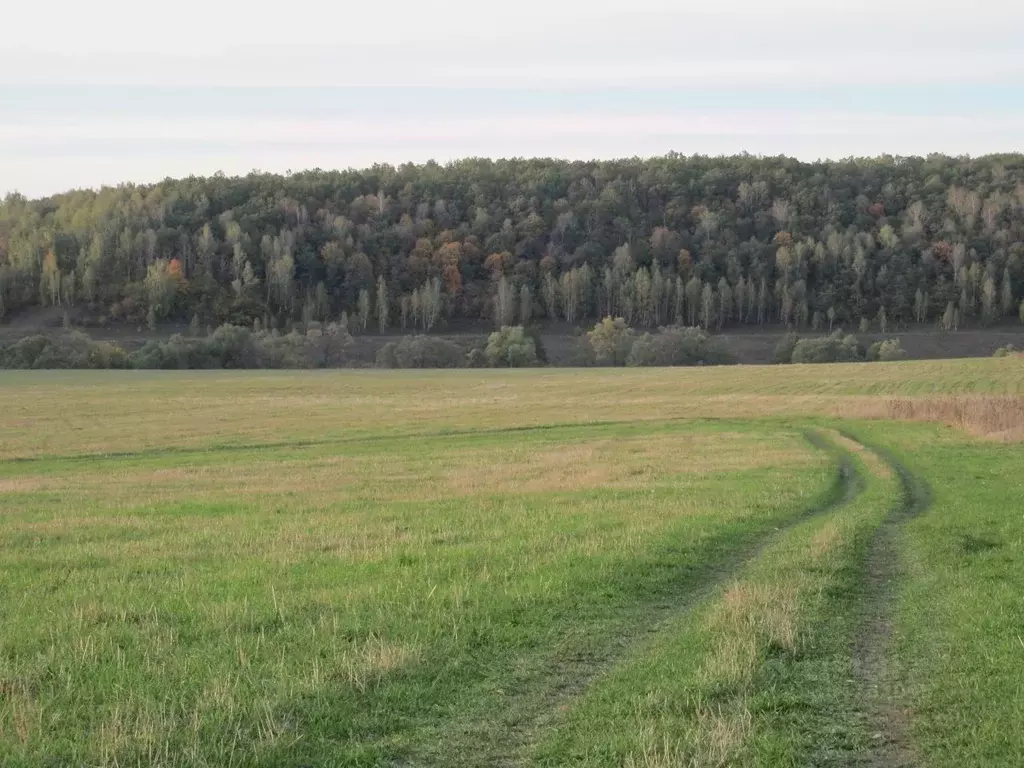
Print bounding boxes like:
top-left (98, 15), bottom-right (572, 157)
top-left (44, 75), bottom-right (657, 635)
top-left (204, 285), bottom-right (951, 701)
top-left (4, 430), bottom-right (817, 516)
top-left (820, 429), bottom-right (893, 478)
top-left (441, 432), bottom-right (814, 497)
top-left (690, 705), bottom-right (754, 768)
top-left (0, 477), bottom-right (48, 493)
top-left (702, 581), bottom-right (802, 688)
top-left (338, 637), bottom-right (419, 693)
top-left (625, 706), bottom-right (752, 768)
top-left (809, 521), bottom-right (842, 560)
top-left (882, 395), bottom-right (1024, 441)
top-left (1, 357), bottom-right (1020, 459)
top-left (0, 680), bottom-right (39, 747)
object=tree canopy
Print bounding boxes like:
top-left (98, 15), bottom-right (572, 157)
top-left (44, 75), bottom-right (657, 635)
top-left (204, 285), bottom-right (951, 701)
top-left (2, 153), bottom-right (1023, 332)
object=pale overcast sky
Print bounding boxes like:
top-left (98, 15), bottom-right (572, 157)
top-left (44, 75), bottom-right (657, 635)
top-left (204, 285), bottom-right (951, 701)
top-left (3, 0), bottom-right (1023, 197)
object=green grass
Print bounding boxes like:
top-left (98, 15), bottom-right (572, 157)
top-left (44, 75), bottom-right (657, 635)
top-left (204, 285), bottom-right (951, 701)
top-left (532, 432), bottom-right (900, 766)
top-left (0, 420), bottom-right (831, 766)
top-left (2, 358), bottom-right (1021, 459)
top-left (1, 361), bottom-right (1023, 766)
top-left (853, 422), bottom-right (1024, 766)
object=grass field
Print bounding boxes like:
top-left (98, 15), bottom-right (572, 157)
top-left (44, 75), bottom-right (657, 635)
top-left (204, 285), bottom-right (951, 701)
top-left (1, 359), bottom-right (1023, 766)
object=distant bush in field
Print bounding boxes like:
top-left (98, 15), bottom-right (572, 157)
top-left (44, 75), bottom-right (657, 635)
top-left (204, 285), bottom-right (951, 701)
top-left (993, 344), bottom-right (1022, 358)
top-left (777, 332), bottom-right (910, 364)
top-left (578, 317), bottom-right (637, 366)
top-left (789, 332), bottom-right (863, 364)
top-left (485, 326), bottom-right (538, 368)
top-left (465, 347), bottom-right (488, 368)
top-left (627, 326), bottom-right (735, 367)
top-left (575, 318), bottom-right (735, 367)
top-left (129, 335), bottom-right (194, 369)
top-left (128, 325), bottom-right (346, 369)
top-left (773, 332), bottom-right (800, 364)
top-left (867, 338), bottom-right (908, 362)
top-left (0, 332), bottom-right (129, 369)
top-left (523, 325), bottom-right (548, 364)
top-left (304, 323), bottom-right (355, 367)
top-left (375, 335), bottom-right (465, 368)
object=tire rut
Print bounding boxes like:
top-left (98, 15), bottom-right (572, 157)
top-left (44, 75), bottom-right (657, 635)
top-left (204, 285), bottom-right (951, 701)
top-left (843, 432), bottom-right (931, 768)
top-left (413, 429), bottom-right (864, 768)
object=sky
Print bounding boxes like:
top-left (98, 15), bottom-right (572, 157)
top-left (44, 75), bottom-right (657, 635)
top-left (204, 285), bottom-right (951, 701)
top-left (3, 0), bottom-right (1023, 197)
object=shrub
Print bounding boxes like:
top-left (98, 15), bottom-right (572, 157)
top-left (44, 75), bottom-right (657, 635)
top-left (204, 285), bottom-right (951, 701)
top-left (0, 332), bottom-right (129, 369)
top-left (773, 332), bottom-right (799, 364)
top-left (130, 331), bottom-right (234, 369)
top-left (0, 335), bottom-right (51, 368)
top-left (129, 340), bottom-right (175, 369)
top-left (195, 325), bottom-right (262, 368)
top-left (83, 338), bottom-right (130, 369)
top-left (375, 342), bottom-right (399, 368)
top-left (465, 347), bottom-right (488, 368)
top-left (583, 317), bottom-right (636, 366)
top-left (128, 325), bottom-right (340, 369)
top-left (375, 336), bottom-right (464, 368)
top-left (485, 326), bottom-right (538, 368)
top-left (867, 338), bottom-right (908, 362)
top-left (298, 323), bottom-right (352, 368)
top-left (627, 326), bottom-right (735, 367)
top-left (131, 335), bottom-right (193, 369)
top-left (252, 331), bottom-right (314, 369)
top-left (523, 325), bottom-right (548, 364)
top-left (790, 331), bottom-right (863, 364)
top-left (993, 344), bottom-right (1021, 358)
top-left (216, 295), bottom-right (269, 327)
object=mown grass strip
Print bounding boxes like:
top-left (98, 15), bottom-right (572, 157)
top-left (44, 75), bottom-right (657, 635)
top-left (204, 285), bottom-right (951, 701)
top-left (0, 416), bottom-right (785, 469)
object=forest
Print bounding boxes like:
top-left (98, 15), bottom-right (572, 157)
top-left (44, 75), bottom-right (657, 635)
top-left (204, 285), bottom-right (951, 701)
top-left (2, 153), bottom-right (1024, 335)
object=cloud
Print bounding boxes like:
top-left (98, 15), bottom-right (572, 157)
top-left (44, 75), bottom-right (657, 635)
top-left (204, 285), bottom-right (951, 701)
top-left (5, 112), bottom-right (1024, 148)
top-left (2, 0), bottom-right (1022, 195)
top-left (5, 49), bottom-right (1022, 90)
top-left (3, 109), bottom-right (1020, 197)
top-left (4, 1), bottom-right (1022, 87)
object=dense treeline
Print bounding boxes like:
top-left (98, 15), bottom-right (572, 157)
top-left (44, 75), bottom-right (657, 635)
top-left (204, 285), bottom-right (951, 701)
top-left (2, 321), bottom-right (921, 370)
top-left (772, 331), bottom-right (907, 364)
top-left (0, 324), bottom-right (353, 370)
top-left (0, 321), bottom-right (735, 370)
top-left (3, 154), bottom-right (1024, 333)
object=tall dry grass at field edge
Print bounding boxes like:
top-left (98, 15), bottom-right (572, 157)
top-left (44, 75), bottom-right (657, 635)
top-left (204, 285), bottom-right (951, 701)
top-left (839, 395), bottom-right (1024, 441)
